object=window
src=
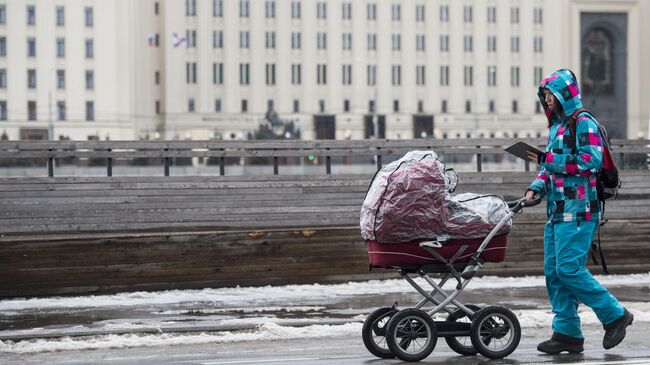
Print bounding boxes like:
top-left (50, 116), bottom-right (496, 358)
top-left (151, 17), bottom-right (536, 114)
top-left (534, 8), bottom-right (543, 24)
top-left (342, 33), bottom-right (352, 50)
top-left (186, 0), bottom-right (196, 16)
top-left (240, 63), bottom-right (250, 85)
top-left (416, 65), bottom-right (425, 86)
top-left (367, 3), bottom-right (376, 20)
top-left (0, 37), bottom-right (5, 57)
top-left (342, 64), bottom-right (352, 85)
top-left (56, 38), bottom-right (65, 58)
top-left (84, 7), bottom-right (93, 27)
top-left (487, 6), bottom-right (496, 23)
top-left (534, 36), bottom-right (543, 53)
top-left (465, 100), bottom-right (471, 113)
top-left (186, 30), bottom-right (196, 48)
top-left (85, 39), bottom-right (94, 58)
top-left (186, 62), bottom-right (197, 83)
top-left (416, 4), bottom-right (425, 22)
top-left (240, 0), bottom-right (249, 17)
top-left (291, 32), bottom-right (301, 49)
top-left (463, 6), bottom-right (472, 23)
top-left (155, 71), bottom-right (160, 85)
top-left (393, 100), bottom-right (399, 113)
top-left (391, 4), bottom-right (401, 21)
top-left (213, 0), bottom-right (223, 17)
top-left (489, 100), bottom-right (495, 113)
top-left (0, 69), bottom-right (5, 88)
top-left (367, 33), bottom-right (376, 50)
top-left (440, 65), bottom-right (449, 86)
top-left (342, 2), bottom-right (352, 20)
top-left (213, 31), bottom-right (223, 48)
top-left (240, 31), bottom-right (250, 48)
top-left (155, 100), bottom-right (160, 114)
top-left (317, 32), bottom-right (327, 50)
top-left (291, 1), bottom-right (301, 18)
top-left (27, 69), bottom-right (36, 89)
top-left (511, 36), bottom-right (519, 53)
top-left (0, 101), bottom-right (6, 120)
top-left (56, 6), bottom-right (65, 26)
top-left (487, 36), bottom-right (496, 52)
top-left (392, 65), bottom-right (401, 86)
top-left (86, 101), bottom-right (95, 121)
top-left (57, 70), bottom-right (65, 89)
top-left (291, 64), bottom-right (301, 85)
top-left (368, 100), bottom-right (376, 113)
top-left (188, 99), bottom-right (195, 112)
top-left (318, 100), bottom-right (325, 113)
top-left (392, 34), bottom-right (401, 50)
top-left (487, 66), bottom-right (497, 86)
top-left (464, 66), bottom-right (473, 86)
top-left (28, 101), bottom-right (37, 121)
top-left (241, 99), bottom-right (248, 112)
top-left (266, 32), bottom-right (276, 49)
top-left (441, 100), bottom-right (448, 113)
top-left (27, 5), bottom-right (35, 25)
top-left (416, 34), bottom-right (425, 51)
top-left (267, 100), bottom-right (275, 112)
top-left (511, 7), bottom-right (519, 24)
top-left (417, 100), bottom-right (424, 113)
top-left (534, 66), bottom-right (543, 85)
top-left (511, 66), bottom-right (520, 87)
top-left (57, 101), bottom-right (66, 120)
top-left (316, 2), bottom-right (327, 19)
top-left (343, 99), bottom-right (350, 112)
top-left (293, 99), bottom-right (300, 112)
top-left (464, 35), bottom-right (472, 52)
top-left (440, 35), bottom-right (449, 52)
top-left (512, 100), bottom-right (518, 113)
top-left (27, 38), bottom-right (36, 57)
top-left (265, 0), bottom-right (275, 18)
top-left (85, 70), bottom-right (94, 90)
top-left (0, 5), bottom-right (5, 25)
top-left (317, 64), bottom-right (327, 85)
top-left (536, 101), bottom-right (542, 114)
top-left (213, 63), bottom-right (223, 84)
top-left (266, 63), bottom-right (276, 85)
top-left (367, 65), bottom-right (376, 86)
top-left (440, 5), bottom-right (449, 22)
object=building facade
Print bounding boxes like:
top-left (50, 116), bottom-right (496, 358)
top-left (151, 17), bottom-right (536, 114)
top-left (0, 0), bottom-right (648, 141)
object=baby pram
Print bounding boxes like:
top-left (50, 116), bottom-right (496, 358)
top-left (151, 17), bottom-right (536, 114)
top-left (359, 151), bottom-right (541, 361)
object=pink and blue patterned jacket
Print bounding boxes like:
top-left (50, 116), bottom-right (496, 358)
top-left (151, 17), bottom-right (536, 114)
top-left (528, 69), bottom-right (603, 223)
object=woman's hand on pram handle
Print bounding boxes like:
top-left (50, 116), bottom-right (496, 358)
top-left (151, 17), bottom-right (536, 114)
top-left (507, 193), bottom-right (542, 213)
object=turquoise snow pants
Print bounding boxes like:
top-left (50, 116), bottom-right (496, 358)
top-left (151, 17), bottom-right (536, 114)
top-left (543, 220), bottom-right (624, 339)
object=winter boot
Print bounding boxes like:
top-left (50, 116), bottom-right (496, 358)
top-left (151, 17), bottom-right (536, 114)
top-left (603, 308), bottom-right (633, 350)
top-left (537, 332), bottom-right (584, 354)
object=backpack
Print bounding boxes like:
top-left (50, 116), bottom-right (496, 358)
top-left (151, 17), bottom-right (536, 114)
top-left (568, 108), bottom-right (621, 274)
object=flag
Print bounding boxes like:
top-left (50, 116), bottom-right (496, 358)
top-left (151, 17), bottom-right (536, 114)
top-left (172, 32), bottom-right (187, 48)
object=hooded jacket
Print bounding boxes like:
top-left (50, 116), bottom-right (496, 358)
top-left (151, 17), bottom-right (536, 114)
top-left (528, 69), bottom-right (603, 223)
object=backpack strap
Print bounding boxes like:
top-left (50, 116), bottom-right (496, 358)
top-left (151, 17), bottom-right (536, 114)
top-left (567, 108), bottom-right (591, 147)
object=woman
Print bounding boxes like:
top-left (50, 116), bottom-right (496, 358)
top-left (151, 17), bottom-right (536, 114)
top-left (525, 69), bottom-right (632, 354)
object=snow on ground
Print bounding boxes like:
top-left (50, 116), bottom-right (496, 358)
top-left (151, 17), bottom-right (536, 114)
top-left (1, 272), bottom-right (648, 311)
top-left (2, 304), bottom-right (650, 354)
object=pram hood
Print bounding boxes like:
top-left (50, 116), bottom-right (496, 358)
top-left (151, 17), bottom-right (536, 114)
top-left (360, 150), bottom-right (511, 243)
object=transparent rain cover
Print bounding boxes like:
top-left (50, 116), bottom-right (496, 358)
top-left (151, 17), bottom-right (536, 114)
top-left (360, 151), bottom-right (511, 243)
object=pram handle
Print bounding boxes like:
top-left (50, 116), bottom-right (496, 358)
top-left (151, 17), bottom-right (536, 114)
top-left (506, 195), bottom-right (542, 213)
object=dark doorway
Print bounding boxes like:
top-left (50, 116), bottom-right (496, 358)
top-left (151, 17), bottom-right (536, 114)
top-left (314, 115), bottom-right (336, 139)
top-left (363, 115), bottom-right (385, 139)
top-left (413, 115), bottom-right (434, 138)
top-left (581, 12), bottom-right (627, 139)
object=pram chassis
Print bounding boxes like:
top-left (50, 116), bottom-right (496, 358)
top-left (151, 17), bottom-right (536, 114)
top-left (362, 196), bottom-right (541, 361)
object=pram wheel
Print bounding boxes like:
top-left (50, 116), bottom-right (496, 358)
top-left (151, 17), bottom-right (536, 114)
top-left (445, 304), bottom-right (481, 356)
top-left (385, 308), bottom-right (437, 362)
top-left (469, 306), bottom-right (521, 359)
top-left (362, 306), bottom-right (397, 358)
